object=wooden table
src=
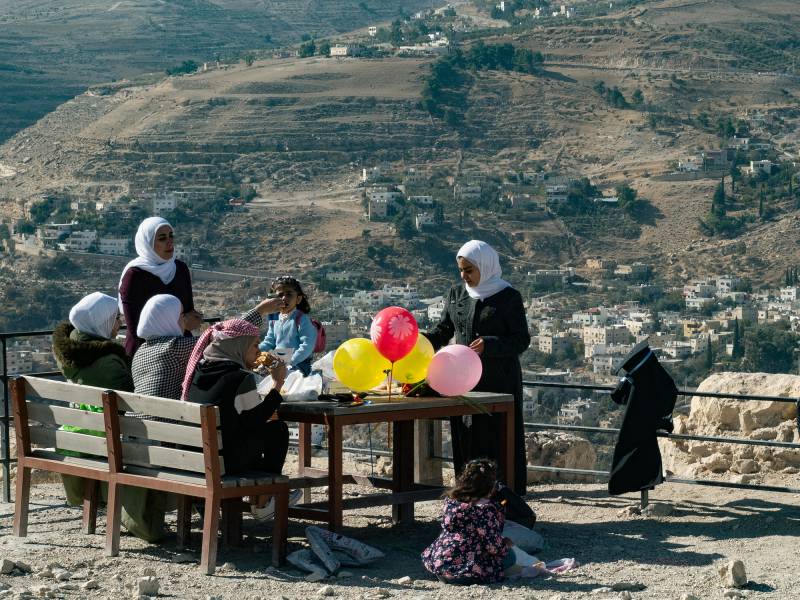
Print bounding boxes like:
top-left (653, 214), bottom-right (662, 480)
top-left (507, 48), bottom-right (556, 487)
top-left (277, 392), bottom-right (515, 531)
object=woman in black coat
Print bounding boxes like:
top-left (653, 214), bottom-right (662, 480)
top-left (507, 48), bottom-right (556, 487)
top-left (425, 240), bottom-right (531, 494)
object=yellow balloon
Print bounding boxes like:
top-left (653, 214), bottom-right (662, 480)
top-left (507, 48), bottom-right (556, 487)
top-left (333, 338), bottom-right (392, 392)
top-left (393, 334), bottom-right (435, 384)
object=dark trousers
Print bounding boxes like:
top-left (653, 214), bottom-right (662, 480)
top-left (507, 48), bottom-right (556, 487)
top-left (450, 395), bottom-right (527, 495)
top-left (229, 420), bottom-right (290, 475)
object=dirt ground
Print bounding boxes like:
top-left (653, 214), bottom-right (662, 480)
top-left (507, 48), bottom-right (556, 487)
top-left (1, 455), bottom-right (799, 600)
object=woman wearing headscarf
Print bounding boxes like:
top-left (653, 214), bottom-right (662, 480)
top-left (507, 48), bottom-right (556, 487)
top-left (183, 319), bottom-right (289, 476)
top-left (133, 294), bottom-right (281, 400)
top-left (424, 240), bottom-right (531, 495)
top-left (53, 293), bottom-right (132, 511)
top-left (119, 216), bottom-right (202, 356)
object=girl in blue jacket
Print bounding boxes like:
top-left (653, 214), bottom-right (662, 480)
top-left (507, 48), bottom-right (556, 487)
top-left (259, 276), bottom-right (318, 376)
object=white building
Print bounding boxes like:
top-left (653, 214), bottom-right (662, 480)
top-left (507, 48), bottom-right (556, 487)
top-left (408, 195), bottom-right (435, 206)
top-left (368, 26), bottom-right (377, 37)
top-left (426, 298), bottom-right (445, 322)
top-left (152, 193), bottom-right (178, 215)
top-left (58, 230), bottom-right (97, 252)
top-left (415, 212), bottom-right (435, 230)
top-left (780, 287), bottom-right (800, 302)
top-left (330, 45), bottom-right (359, 57)
top-left (582, 325), bottom-right (631, 349)
top-left (98, 236), bottom-right (130, 256)
top-left (686, 296), bottom-right (715, 310)
top-left (37, 223), bottom-right (73, 243)
top-left (4, 350), bottom-right (33, 375)
top-left (743, 160), bottom-right (773, 175)
top-left (538, 334), bottom-right (574, 355)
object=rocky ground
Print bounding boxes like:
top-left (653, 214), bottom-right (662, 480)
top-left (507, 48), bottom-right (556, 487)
top-left (1, 459), bottom-right (799, 600)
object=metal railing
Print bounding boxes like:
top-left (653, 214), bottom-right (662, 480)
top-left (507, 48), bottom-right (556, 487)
top-left (519, 380), bottom-right (800, 507)
top-left (4, 326), bottom-right (800, 506)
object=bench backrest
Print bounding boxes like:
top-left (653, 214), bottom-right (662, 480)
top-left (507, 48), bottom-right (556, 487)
top-left (14, 376), bottom-right (225, 480)
top-left (14, 377), bottom-right (110, 460)
top-left (111, 388), bottom-right (225, 478)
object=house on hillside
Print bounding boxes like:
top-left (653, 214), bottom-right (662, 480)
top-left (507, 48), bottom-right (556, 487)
top-left (415, 212), bottom-right (435, 230)
top-left (742, 160), bottom-right (773, 175)
top-left (330, 45), bottom-right (361, 57)
top-left (58, 230), bottom-right (96, 253)
top-left (97, 236), bottom-right (129, 256)
top-left (703, 149), bottom-right (734, 170)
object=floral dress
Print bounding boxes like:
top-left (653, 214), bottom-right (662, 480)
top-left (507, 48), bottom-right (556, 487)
top-left (421, 498), bottom-right (508, 584)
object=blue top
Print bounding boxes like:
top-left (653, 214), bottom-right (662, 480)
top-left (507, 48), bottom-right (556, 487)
top-left (258, 309), bottom-right (317, 367)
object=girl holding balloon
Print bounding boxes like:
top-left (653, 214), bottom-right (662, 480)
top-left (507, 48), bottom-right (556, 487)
top-left (424, 240), bottom-right (531, 495)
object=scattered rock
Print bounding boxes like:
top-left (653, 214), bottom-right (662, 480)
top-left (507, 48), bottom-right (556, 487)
top-left (318, 585), bottom-right (336, 597)
top-left (14, 561), bottom-right (32, 573)
top-left (366, 589), bottom-right (391, 599)
top-left (0, 589), bottom-right (12, 598)
top-left (0, 559), bottom-right (14, 575)
top-left (52, 570), bottom-right (70, 582)
top-left (337, 571), bottom-right (353, 579)
top-left (82, 580), bottom-right (99, 590)
top-left (591, 587), bottom-right (613, 594)
top-left (644, 503), bottom-right (673, 517)
top-left (305, 571), bottom-right (327, 583)
top-left (219, 562), bottom-right (235, 571)
top-left (396, 576), bottom-right (413, 585)
top-left (56, 583), bottom-right (78, 591)
top-left (35, 569), bottom-right (52, 579)
top-left (723, 591), bottom-right (746, 599)
top-left (718, 560), bottom-right (747, 588)
top-left (700, 453), bottom-right (730, 473)
top-left (679, 595), bottom-right (700, 600)
top-left (618, 505), bottom-right (641, 517)
top-left (29, 585), bottom-right (51, 598)
top-left (618, 592), bottom-right (632, 600)
top-left (135, 576), bottom-right (160, 597)
top-left (205, 596), bottom-right (223, 600)
top-left (141, 567), bottom-right (157, 577)
top-left (731, 459), bottom-right (759, 474)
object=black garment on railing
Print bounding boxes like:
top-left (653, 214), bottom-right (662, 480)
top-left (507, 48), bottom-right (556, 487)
top-left (608, 342), bottom-right (676, 495)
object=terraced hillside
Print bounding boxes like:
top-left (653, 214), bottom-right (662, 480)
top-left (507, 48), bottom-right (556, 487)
top-left (1, 0), bottom-right (799, 290)
top-left (0, 0), bottom-right (440, 143)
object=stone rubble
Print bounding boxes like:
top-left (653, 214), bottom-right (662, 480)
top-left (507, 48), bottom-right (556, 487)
top-left (718, 560), bottom-right (748, 588)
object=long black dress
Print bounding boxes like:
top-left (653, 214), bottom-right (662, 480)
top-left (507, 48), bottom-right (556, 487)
top-left (425, 284), bottom-right (531, 494)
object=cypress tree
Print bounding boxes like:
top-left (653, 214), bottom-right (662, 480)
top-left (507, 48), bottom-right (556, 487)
top-left (705, 337), bottom-right (714, 370)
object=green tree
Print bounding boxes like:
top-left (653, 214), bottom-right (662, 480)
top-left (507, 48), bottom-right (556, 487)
top-left (617, 183), bottom-right (638, 212)
top-left (631, 88), bottom-right (644, 106)
top-left (243, 54), bottom-right (255, 66)
top-left (319, 40), bottom-right (331, 56)
top-left (299, 40), bottom-right (316, 58)
top-left (712, 181), bottom-right (726, 216)
top-left (705, 337), bottom-right (713, 370)
top-left (742, 323), bottom-right (797, 373)
top-left (732, 318), bottom-right (744, 359)
top-left (389, 19), bottom-right (403, 46)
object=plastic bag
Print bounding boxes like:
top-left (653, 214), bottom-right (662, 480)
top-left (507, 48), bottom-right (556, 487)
top-left (503, 519), bottom-right (544, 554)
top-left (312, 350), bottom-right (336, 380)
top-left (256, 371), bottom-right (322, 401)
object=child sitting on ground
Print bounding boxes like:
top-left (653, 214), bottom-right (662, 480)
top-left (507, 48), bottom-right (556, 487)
top-left (422, 458), bottom-right (571, 585)
top-left (259, 276), bottom-right (318, 376)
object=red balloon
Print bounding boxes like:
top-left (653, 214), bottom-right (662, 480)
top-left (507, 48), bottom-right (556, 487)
top-left (370, 306), bottom-right (419, 362)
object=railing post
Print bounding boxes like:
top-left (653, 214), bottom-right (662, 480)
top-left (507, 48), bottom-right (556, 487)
top-left (1, 336), bottom-right (10, 502)
top-left (640, 489), bottom-right (649, 510)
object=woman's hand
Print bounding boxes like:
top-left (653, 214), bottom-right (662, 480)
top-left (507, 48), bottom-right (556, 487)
top-left (469, 337), bottom-right (485, 355)
top-left (255, 297), bottom-right (283, 316)
top-left (183, 309), bottom-right (203, 332)
top-left (268, 361), bottom-right (288, 391)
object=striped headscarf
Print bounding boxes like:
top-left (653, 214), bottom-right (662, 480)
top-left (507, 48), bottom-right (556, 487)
top-left (181, 318), bottom-right (260, 400)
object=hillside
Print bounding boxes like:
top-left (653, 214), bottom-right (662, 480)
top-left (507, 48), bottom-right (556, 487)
top-left (1, 0), bottom-right (799, 300)
top-left (0, 0), bottom-right (441, 143)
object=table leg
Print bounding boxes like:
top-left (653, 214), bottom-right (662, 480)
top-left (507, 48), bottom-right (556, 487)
top-left (327, 417), bottom-right (343, 532)
top-left (298, 422), bottom-right (312, 504)
top-left (499, 406), bottom-right (515, 487)
top-left (392, 420), bottom-right (415, 525)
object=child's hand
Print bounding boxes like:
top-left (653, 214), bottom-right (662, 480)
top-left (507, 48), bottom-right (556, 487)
top-left (256, 297), bottom-right (283, 315)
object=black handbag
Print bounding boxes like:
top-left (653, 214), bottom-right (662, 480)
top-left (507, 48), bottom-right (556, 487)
top-left (493, 480), bottom-right (536, 528)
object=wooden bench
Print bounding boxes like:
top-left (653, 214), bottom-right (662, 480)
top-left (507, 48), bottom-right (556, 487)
top-left (11, 376), bottom-right (289, 575)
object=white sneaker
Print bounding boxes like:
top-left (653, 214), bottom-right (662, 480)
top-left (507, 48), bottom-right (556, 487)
top-left (250, 489), bottom-right (303, 521)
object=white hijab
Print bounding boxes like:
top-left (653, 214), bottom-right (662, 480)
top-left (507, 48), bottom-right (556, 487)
top-left (137, 294), bottom-right (185, 339)
top-left (69, 292), bottom-right (119, 340)
top-left (119, 217), bottom-right (177, 289)
top-left (457, 240), bottom-right (511, 301)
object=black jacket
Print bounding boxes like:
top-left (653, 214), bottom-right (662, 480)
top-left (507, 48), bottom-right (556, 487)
top-left (186, 360), bottom-right (282, 474)
top-left (425, 284), bottom-right (530, 399)
top-left (608, 343), bottom-right (677, 495)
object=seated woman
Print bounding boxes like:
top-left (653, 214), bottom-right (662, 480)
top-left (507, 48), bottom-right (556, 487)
top-left (183, 319), bottom-right (289, 476)
top-left (53, 293), bottom-right (170, 541)
top-left (133, 294), bottom-right (282, 400)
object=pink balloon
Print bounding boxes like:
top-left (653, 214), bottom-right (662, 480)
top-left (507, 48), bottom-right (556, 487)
top-left (426, 344), bottom-right (483, 397)
top-left (370, 306), bottom-right (419, 362)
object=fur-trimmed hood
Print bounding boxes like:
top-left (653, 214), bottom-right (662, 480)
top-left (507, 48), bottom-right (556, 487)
top-left (52, 321), bottom-right (130, 371)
